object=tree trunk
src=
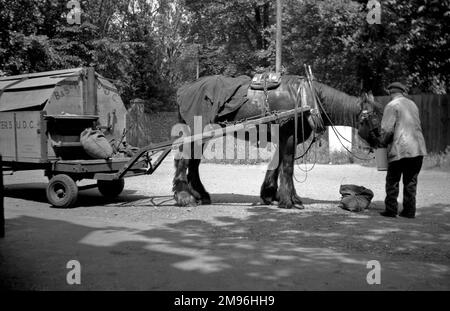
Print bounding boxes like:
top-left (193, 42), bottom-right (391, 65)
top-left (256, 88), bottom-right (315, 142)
top-left (263, 2), bottom-right (270, 49)
top-left (254, 5), bottom-right (263, 49)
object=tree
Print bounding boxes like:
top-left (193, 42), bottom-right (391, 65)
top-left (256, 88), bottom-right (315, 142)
top-left (1, 0), bottom-right (448, 107)
top-left (0, 0), bottom-right (62, 74)
top-left (283, 0), bottom-right (364, 94)
top-left (183, 0), bottom-right (275, 77)
top-left (352, 0), bottom-right (450, 94)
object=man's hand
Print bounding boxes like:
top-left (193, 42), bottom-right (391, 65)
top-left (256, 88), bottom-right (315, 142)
top-left (379, 130), bottom-right (393, 148)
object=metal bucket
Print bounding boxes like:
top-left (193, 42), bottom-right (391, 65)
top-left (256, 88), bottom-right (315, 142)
top-left (375, 148), bottom-right (388, 171)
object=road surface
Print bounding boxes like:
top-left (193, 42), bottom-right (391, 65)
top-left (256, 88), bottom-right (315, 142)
top-left (1, 158), bottom-right (449, 290)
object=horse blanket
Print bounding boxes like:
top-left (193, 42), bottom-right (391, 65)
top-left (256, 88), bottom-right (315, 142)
top-left (177, 75), bottom-right (251, 129)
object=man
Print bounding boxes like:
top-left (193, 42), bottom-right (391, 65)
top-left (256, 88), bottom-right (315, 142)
top-left (376, 82), bottom-right (427, 218)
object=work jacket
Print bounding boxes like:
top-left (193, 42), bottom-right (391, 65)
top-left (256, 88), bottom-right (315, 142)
top-left (380, 94), bottom-right (427, 162)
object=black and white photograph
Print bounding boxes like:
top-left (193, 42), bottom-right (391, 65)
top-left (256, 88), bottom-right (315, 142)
top-left (0, 0), bottom-right (449, 298)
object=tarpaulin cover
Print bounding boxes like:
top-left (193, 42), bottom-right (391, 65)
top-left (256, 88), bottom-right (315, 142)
top-left (338, 184), bottom-right (374, 212)
top-left (0, 87), bottom-right (56, 111)
top-left (5, 76), bottom-right (67, 90)
top-left (0, 71), bottom-right (77, 112)
top-left (177, 75), bottom-right (251, 129)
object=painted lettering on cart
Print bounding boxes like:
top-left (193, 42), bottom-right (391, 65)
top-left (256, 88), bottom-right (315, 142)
top-left (53, 85), bottom-right (77, 101)
top-left (0, 120), bottom-right (13, 130)
top-left (0, 120), bottom-right (35, 130)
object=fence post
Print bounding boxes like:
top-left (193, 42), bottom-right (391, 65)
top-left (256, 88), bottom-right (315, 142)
top-left (1, 154), bottom-right (4, 238)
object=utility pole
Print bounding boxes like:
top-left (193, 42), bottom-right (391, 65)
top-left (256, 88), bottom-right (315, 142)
top-left (196, 44), bottom-right (200, 80)
top-left (276, 0), bottom-right (282, 74)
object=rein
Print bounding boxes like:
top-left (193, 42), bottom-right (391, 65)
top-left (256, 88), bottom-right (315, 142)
top-left (293, 67), bottom-right (325, 161)
top-left (293, 68), bottom-right (324, 182)
top-left (317, 95), bottom-right (375, 161)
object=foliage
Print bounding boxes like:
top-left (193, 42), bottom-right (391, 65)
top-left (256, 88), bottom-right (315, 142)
top-left (283, 0), bottom-right (364, 94)
top-left (0, 0), bottom-right (449, 108)
top-left (182, 0), bottom-right (276, 77)
top-left (423, 146), bottom-right (450, 171)
top-left (352, 0), bottom-right (450, 94)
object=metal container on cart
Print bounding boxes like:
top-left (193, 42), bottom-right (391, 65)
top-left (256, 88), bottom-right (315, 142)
top-left (0, 67), bottom-right (147, 208)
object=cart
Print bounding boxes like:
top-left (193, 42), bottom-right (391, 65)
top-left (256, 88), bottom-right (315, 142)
top-left (0, 68), bottom-right (132, 208)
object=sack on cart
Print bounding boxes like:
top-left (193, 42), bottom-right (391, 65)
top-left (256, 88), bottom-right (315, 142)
top-left (80, 128), bottom-right (113, 159)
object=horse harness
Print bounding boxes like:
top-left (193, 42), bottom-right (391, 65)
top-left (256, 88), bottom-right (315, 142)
top-left (249, 72), bottom-right (281, 116)
top-left (248, 71), bottom-right (326, 160)
top-left (249, 72), bottom-right (325, 130)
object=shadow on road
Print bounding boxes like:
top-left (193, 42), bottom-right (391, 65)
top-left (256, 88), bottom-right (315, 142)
top-left (211, 193), bottom-right (339, 206)
top-left (4, 181), bottom-right (340, 209)
top-left (1, 201), bottom-right (449, 290)
top-left (4, 183), bottom-right (146, 208)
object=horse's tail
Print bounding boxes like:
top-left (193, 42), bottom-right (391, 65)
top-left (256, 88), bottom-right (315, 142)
top-left (177, 108), bottom-right (186, 125)
top-left (174, 87), bottom-right (187, 125)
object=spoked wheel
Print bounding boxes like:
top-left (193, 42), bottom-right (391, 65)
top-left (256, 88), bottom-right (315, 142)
top-left (46, 174), bottom-right (79, 208)
top-left (97, 179), bottom-right (125, 198)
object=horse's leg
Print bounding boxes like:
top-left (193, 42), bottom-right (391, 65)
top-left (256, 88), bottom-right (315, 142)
top-left (260, 144), bottom-right (281, 205)
top-left (173, 144), bottom-right (200, 206)
top-left (278, 130), bottom-right (304, 209)
top-left (188, 157), bottom-right (211, 205)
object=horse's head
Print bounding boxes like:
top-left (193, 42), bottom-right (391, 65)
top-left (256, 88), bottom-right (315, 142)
top-left (357, 92), bottom-right (383, 149)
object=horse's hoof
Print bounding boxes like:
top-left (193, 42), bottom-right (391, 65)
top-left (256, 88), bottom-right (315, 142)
top-left (190, 188), bottom-right (202, 200)
top-left (293, 203), bottom-right (305, 210)
top-left (200, 195), bottom-right (211, 205)
top-left (278, 201), bottom-right (293, 209)
top-left (261, 197), bottom-right (274, 205)
top-left (261, 187), bottom-right (278, 205)
top-left (175, 191), bottom-right (197, 207)
top-left (278, 200), bottom-right (304, 210)
top-left (292, 195), bottom-right (303, 206)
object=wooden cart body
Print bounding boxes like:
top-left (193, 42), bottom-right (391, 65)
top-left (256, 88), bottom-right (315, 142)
top-left (0, 67), bottom-right (127, 164)
top-left (0, 68), bottom-right (143, 207)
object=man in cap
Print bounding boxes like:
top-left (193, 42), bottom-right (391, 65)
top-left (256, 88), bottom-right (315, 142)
top-left (376, 82), bottom-right (427, 218)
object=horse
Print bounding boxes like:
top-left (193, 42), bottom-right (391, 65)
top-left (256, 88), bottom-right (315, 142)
top-left (172, 74), bottom-right (382, 209)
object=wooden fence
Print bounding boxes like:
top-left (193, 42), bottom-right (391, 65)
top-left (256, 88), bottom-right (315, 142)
top-left (126, 101), bottom-right (179, 148)
top-left (375, 94), bottom-right (450, 153)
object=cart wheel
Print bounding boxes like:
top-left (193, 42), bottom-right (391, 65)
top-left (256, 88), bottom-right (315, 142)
top-left (97, 179), bottom-right (125, 198)
top-left (46, 174), bottom-right (78, 208)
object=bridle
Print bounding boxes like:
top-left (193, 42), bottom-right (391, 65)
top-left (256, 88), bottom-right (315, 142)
top-left (359, 108), bottom-right (381, 137)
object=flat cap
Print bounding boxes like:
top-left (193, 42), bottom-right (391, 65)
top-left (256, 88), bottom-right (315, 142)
top-left (387, 82), bottom-right (408, 93)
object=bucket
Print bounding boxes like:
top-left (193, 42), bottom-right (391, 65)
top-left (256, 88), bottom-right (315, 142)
top-left (375, 148), bottom-right (388, 171)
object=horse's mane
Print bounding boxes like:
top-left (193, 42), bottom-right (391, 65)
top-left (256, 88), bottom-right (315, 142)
top-left (312, 81), bottom-right (361, 127)
top-left (278, 75), bottom-right (362, 127)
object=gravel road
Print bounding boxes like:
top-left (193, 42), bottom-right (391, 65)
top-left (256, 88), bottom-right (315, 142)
top-left (1, 156), bottom-right (449, 290)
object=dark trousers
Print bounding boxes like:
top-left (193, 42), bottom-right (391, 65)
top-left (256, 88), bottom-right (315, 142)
top-left (385, 156), bottom-right (423, 216)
